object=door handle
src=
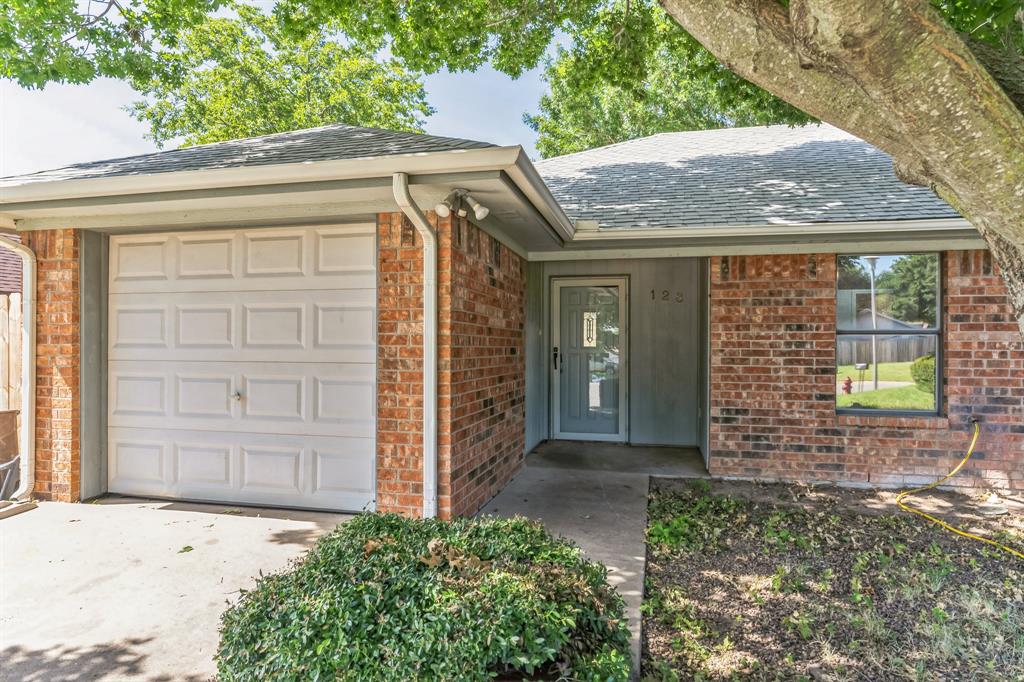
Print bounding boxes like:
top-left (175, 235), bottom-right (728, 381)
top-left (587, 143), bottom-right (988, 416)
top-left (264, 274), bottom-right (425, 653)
top-left (231, 391), bottom-right (243, 402)
top-left (552, 346), bottom-right (559, 370)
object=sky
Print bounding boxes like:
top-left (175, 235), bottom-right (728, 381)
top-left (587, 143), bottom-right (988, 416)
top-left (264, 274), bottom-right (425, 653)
top-left (0, 66), bottom-right (546, 178)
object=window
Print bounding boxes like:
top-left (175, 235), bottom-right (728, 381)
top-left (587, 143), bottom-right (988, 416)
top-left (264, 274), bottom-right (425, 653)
top-left (836, 254), bottom-right (940, 413)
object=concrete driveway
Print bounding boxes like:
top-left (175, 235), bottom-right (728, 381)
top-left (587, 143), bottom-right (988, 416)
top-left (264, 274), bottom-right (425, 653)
top-left (0, 497), bottom-right (347, 682)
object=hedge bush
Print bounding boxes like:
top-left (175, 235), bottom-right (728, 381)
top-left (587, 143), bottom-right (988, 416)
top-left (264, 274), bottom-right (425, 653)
top-left (217, 513), bottom-right (631, 681)
top-left (910, 353), bottom-right (936, 394)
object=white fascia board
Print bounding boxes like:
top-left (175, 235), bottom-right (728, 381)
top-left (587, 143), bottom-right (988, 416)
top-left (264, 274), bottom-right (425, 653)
top-left (0, 146), bottom-right (523, 204)
top-left (503, 154), bottom-right (575, 242)
top-left (0, 146), bottom-right (575, 254)
top-left (529, 234), bottom-right (988, 261)
top-left (566, 217), bottom-right (973, 242)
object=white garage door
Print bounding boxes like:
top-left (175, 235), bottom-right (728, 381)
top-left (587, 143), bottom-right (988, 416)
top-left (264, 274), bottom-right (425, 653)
top-left (107, 225), bottom-right (377, 511)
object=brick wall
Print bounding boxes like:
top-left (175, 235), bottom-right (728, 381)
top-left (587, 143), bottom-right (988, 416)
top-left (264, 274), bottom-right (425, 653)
top-left (25, 229), bottom-right (81, 501)
top-left (376, 212), bottom-right (526, 518)
top-left (709, 251), bottom-right (1024, 491)
top-left (443, 215), bottom-right (526, 517)
top-left (376, 213), bottom-right (426, 515)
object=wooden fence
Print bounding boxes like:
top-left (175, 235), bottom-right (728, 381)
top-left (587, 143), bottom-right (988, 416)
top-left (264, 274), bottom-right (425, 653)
top-left (837, 335), bottom-right (933, 366)
top-left (0, 293), bottom-right (22, 411)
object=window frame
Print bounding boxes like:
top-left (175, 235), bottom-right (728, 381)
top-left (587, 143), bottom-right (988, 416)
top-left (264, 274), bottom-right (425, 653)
top-left (835, 252), bottom-right (943, 417)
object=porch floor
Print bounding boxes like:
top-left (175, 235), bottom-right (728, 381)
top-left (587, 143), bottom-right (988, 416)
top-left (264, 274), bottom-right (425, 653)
top-left (528, 440), bottom-right (709, 477)
top-left (481, 441), bottom-right (707, 678)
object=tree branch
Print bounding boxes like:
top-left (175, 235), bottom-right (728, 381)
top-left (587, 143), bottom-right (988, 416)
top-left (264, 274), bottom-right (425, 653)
top-left (658, 0), bottom-right (916, 171)
top-left (662, 0), bottom-right (1024, 335)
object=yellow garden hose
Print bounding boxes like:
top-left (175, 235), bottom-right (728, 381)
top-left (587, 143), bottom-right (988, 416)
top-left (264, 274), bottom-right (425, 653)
top-left (895, 420), bottom-right (1024, 560)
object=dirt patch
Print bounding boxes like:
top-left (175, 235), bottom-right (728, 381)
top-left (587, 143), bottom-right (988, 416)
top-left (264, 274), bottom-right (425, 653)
top-left (642, 479), bottom-right (1024, 681)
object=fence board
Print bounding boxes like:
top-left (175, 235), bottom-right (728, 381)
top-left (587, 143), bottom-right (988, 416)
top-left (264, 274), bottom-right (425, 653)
top-left (0, 293), bottom-right (21, 411)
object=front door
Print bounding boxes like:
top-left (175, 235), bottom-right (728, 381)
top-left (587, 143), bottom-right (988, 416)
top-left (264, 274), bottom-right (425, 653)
top-left (552, 278), bottom-right (627, 442)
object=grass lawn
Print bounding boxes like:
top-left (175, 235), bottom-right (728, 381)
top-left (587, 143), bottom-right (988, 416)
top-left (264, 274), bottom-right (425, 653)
top-left (835, 361), bottom-right (914, 382)
top-left (643, 480), bottom-right (1024, 681)
top-left (836, 385), bottom-right (934, 411)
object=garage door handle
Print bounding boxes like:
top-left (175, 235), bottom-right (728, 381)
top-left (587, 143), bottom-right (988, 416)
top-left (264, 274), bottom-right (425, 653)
top-left (231, 391), bottom-right (243, 402)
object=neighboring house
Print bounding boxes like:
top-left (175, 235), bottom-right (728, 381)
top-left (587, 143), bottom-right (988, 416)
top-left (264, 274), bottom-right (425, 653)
top-left (0, 123), bottom-right (1020, 514)
top-left (0, 233), bottom-right (22, 294)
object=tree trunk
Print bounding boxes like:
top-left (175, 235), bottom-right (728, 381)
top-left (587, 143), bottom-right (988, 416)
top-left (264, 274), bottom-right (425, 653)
top-left (660, 0), bottom-right (1024, 335)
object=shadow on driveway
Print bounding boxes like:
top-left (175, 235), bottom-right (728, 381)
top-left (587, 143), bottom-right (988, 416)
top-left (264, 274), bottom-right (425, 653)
top-left (1, 499), bottom-right (347, 681)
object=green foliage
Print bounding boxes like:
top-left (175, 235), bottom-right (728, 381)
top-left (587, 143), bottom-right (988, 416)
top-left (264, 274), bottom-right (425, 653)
top-left (911, 353), bottom-right (937, 394)
top-left (647, 481), bottom-right (744, 555)
top-left (525, 2), bottom-right (811, 157)
top-left (4, 0), bottom-right (1022, 101)
top-left (1, 0), bottom-right (220, 88)
top-left (126, 4), bottom-right (431, 147)
top-left (932, 0), bottom-right (1024, 51)
top-left (216, 513), bottom-right (631, 681)
top-left (837, 256), bottom-right (871, 290)
top-left (876, 254), bottom-right (940, 327)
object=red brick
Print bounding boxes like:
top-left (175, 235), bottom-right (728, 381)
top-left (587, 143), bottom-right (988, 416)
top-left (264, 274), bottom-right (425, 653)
top-left (708, 251), bottom-right (1024, 491)
top-left (375, 213), bottom-right (526, 517)
top-left (24, 229), bottom-right (80, 502)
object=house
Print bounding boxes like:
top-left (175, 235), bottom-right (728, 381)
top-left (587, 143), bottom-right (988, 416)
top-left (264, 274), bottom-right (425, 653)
top-left (0, 233), bottom-right (22, 294)
top-left (0, 123), bottom-right (1020, 516)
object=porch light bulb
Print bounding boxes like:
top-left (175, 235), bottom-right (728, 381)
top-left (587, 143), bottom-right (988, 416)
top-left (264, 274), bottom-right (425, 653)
top-left (464, 194), bottom-right (490, 221)
top-left (434, 200), bottom-right (451, 218)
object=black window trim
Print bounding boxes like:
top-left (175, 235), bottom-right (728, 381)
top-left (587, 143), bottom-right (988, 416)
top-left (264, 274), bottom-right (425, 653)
top-left (835, 252), bottom-right (943, 417)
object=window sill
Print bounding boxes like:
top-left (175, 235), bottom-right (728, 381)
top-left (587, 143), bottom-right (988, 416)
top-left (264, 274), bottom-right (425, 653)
top-left (837, 413), bottom-right (950, 430)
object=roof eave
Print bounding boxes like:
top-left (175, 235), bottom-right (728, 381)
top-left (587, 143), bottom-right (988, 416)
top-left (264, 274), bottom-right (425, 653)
top-left (566, 217), bottom-right (972, 241)
top-left (0, 146), bottom-right (524, 204)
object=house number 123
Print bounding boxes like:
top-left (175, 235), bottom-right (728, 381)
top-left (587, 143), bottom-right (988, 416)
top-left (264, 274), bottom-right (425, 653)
top-left (650, 289), bottom-right (685, 303)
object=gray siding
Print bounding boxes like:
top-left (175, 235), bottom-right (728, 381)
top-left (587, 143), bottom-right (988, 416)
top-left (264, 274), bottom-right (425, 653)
top-left (79, 230), bottom-right (108, 500)
top-left (524, 261), bottom-right (546, 452)
top-left (525, 257), bottom-right (705, 447)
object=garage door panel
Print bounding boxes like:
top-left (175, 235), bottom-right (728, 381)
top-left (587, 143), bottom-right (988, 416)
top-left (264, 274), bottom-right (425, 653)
top-left (178, 234), bottom-right (234, 279)
top-left (177, 305), bottom-right (234, 348)
top-left (108, 428), bottom-right (374, 510)
top-left (109, 289), bottom-right (375, 363)
top-left (110, 438), bottom-right (169, 492)
top-left (108, 225), bottom-right (376, 513)
top-left (110, 305), bottom-right (170, 350)
top-left (110, 225), bottom-right (376, 294)
top-left (112, 235), bottom-right (171, 283)
top-left (108, 360), bottom-right (375, 438)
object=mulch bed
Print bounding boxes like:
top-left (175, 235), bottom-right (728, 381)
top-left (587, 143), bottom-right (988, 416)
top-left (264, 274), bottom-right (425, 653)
top-left (642, 479), bottom-right (1024, 681)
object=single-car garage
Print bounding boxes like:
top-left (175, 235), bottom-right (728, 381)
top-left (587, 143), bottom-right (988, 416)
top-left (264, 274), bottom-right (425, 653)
top-left (106, 224), bottom-right (377, 511)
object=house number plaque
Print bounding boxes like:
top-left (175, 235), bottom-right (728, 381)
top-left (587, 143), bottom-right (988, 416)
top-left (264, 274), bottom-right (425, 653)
top-left (583, 312), bottom-right (597, 347)
top-left (650, 289), bottom-right (685, 303)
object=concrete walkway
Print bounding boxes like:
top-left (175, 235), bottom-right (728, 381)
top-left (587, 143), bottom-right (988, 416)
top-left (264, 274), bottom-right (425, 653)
top-left (483, 442), bottom-right (707, 676)
top-left (0, 498), bottom-right (346, 682)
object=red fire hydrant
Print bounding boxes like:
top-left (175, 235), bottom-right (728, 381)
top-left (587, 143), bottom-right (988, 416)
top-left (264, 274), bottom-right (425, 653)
top-left (842, 376), bottom-right (853, 395)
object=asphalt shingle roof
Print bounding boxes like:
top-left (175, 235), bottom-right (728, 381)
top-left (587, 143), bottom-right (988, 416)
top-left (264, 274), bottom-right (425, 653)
top-left (535, 124), bottom-right (960, 229)
top-left (1, 123), bottom-right (494, 186)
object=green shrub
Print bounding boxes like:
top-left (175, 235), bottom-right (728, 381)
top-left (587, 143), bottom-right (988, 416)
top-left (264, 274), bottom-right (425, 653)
top-left (910, 353), bottom-right (936, 394)
top-left (217, 513), bottom-right (631, 681)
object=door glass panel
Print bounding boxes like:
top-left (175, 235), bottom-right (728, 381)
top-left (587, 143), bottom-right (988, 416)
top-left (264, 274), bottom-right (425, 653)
top-left (559, 285), bottom-right (621, 436)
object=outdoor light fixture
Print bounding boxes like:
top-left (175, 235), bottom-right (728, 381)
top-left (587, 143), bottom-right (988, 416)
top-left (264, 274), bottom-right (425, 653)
top-left (433, 190), bottom-right (490, 222)
top-left (434, 198), bottom-right (452, 218)
top-left (464, 194), bottom-right (490, 221)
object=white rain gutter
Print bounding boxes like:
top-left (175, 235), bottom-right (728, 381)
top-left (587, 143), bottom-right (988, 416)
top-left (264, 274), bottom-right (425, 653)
top-left (391, 173), bottom-right (438, 519)
top-left (0, 235), bottom-right (36, 501)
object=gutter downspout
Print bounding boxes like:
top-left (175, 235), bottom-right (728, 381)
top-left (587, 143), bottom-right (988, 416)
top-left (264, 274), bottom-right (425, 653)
top-left (0, 235), bottom-right (36, 501)
top-left (391, 173), bottom-right (438, 519)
